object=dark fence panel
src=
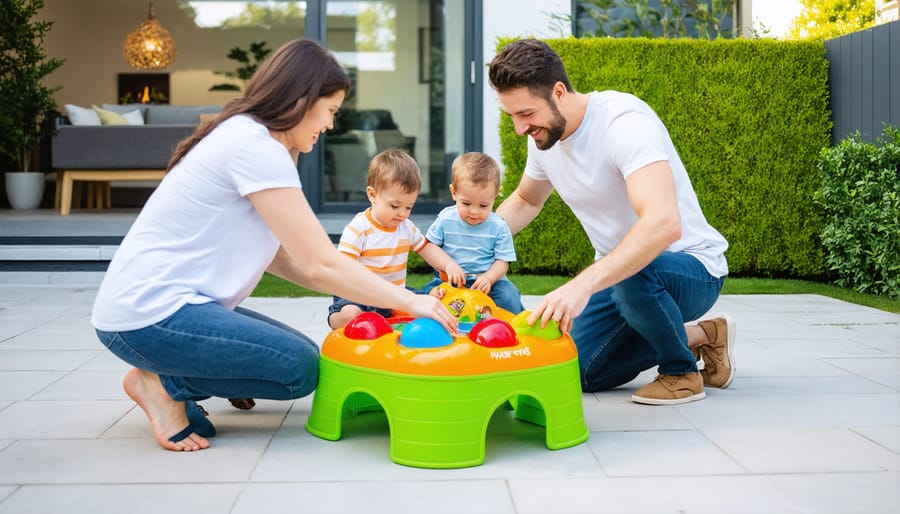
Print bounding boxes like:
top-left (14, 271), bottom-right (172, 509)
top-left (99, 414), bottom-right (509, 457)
top-left (825, 20), bottom-right (900, 144)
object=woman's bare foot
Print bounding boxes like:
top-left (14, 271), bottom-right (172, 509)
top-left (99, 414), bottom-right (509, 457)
top-left (123, 368), bottom-right (210, 451)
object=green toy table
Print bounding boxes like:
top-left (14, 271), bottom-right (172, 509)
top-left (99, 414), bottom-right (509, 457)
top-left (305, 288), bottom-right (589, 469)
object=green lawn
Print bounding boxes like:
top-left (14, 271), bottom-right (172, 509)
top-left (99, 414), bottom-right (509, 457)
top-left (252, 273), bottom-right (900, 313)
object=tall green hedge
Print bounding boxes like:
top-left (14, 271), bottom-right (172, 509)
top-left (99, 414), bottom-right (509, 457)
top-left (498, 38), bottom-right (831, 278)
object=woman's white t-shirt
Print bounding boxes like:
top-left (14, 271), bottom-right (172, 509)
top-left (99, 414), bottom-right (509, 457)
top-left (524, 91), bottom-right (729, 278)
top-left (91, 115), bottom-right (301, 331)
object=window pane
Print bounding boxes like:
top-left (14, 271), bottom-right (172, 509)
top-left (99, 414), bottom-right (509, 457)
top-left (324, 0), bottom-right (454, 204)
top-left (172, 1), bottom-right (307, 104)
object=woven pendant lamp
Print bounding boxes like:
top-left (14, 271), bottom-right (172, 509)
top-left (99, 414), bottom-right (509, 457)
top-left (123, 2), bottom-right (176, 70)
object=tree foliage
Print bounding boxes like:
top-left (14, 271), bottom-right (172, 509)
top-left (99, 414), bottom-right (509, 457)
top-left (356, 2), bottom-right (396, 51)
top-left (575, 0), bottom-right (736, 39)
top-left (786, 0), bottom-right (876, 40)
top-left (219, 1), bottom-right (306, 30)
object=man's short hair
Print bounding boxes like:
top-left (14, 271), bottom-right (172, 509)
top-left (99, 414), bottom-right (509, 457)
top-left (488, 38), bottom-right (573, 100)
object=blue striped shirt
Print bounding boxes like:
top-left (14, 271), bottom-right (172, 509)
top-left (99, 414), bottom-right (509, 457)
top-left (425, 206), bottom-right (516, 274)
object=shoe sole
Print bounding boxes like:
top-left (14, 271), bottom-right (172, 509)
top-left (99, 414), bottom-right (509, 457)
top-left (631, 390), bottom-right (706, 405)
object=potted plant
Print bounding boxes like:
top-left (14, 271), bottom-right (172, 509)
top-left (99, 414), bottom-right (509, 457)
top-left (0, 0), bottom-right (64, 209)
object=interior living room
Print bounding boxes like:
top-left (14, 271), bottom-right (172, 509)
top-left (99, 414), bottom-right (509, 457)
top-left (4, 0), bottom-right (474, 215)
top-left (0, 0), bottom-right (574, 273)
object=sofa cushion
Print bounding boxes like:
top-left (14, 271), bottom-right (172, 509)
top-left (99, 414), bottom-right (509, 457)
top-left (145, 105), bottom-right (222, 125)
top-left (121, 109), bottom-right (145, 125)
top-left (51, 125), bottom-right (197, 169)
top-left (101, 103), bottom-right (149, 121)
top-left (92, 105), bottom-right (129, 125)
top-left (64, 104), bottom-right (102, 126)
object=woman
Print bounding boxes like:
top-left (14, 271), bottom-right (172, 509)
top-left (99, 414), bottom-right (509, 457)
top-left (91, 39), bottom-right (457, 452)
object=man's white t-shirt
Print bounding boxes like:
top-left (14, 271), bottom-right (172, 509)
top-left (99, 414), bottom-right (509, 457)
top-left (92, 115), bottom-right (301, 331)
top-left (524, 91), bottom-right (728, 278)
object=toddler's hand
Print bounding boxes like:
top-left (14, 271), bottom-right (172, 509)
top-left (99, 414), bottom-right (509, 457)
top-left (471, 275), bottom-right (492, 294)
top-left (429, 287), bottom-right (446, 299)
top-left (444, 262), bottom-right (466, 288)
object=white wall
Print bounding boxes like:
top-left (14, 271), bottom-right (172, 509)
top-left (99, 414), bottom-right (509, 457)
top-left (481, 1), bottom-right (571, 174)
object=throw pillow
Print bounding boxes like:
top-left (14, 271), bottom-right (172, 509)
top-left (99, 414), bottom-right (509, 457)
top-left (92, 105), bottom-right (129, 125)
top-left (145, 105), bottom-right (223, 124)
top-left (64, 104), bottom-right (102, 126)
top-left (101, 102), bottom-right (148, 120)
top-left (121, 109), bottom-right (145, 125)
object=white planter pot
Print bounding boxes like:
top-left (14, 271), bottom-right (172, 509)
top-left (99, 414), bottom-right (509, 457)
top-left (5, 171), bottom-right (46, 209)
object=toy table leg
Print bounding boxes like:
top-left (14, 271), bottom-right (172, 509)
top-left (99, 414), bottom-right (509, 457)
top-left (306, 357), bottom-right (588, 469)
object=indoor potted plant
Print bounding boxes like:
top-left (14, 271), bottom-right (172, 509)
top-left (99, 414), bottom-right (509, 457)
top-left (1, 0), bottom-right (64, 209)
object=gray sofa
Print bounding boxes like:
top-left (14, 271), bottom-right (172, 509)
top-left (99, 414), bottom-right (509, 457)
top-left (51, 104), bottom-right (221, 214)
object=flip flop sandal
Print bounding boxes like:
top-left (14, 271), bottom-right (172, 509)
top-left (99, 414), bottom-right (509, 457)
top-left (185, 400), bottom-right (216, 438)
top-left (228, 398), bottom-right (256, 410)
top-left (167, 425), bottom-right (195, 443)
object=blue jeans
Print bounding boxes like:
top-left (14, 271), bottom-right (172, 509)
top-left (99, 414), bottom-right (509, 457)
top-left (570, 252), bottom-right (725, 392)
top-left (423, 274), bottom-right (525, 314)
top-left (95, 302), bottom-right (320, 402)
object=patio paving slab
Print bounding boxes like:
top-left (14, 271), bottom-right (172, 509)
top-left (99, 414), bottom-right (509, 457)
top-left (0, 285), bottom-right (897, 513)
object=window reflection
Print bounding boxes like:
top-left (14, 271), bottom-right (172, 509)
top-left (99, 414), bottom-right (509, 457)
top-left (324, 0), bottom-right (448, 205)
top-left (330, 2), bottom-right (396, 71)
top-left (170, 1), bottom-right (306, 104)
top-left (184, 1), bottom-right (307, 29)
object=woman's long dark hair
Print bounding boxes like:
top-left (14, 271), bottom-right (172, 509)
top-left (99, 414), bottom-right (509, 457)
top-left (168, 38), bottom-right (351, 170)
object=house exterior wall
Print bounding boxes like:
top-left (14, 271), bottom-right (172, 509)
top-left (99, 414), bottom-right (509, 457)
top-left (480, 1), bottom-right (572, 169)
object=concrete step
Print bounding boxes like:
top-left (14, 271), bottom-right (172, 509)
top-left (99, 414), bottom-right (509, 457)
top-left (0, 212), bottom-right (438, 271)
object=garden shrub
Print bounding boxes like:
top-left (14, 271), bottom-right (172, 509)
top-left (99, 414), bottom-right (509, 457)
top-left (815, 125), bottom-right (900, 298)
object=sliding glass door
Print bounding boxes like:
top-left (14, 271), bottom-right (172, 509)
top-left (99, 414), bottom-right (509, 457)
top-left (318, 0), bottom-right (466, 212)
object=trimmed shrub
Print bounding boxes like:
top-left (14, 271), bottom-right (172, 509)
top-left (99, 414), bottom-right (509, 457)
top-left (497, 37), bottom-right (831, 278)
top-left (815, 126), bottom-right (900, 298)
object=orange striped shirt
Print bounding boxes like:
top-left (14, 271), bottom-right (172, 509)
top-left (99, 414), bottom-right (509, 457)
top-left (337, 209), bottom-right (427, 286)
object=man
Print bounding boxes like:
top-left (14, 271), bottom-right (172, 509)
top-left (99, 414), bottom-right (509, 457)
top-left (489, 39), bottom-right (734, 405)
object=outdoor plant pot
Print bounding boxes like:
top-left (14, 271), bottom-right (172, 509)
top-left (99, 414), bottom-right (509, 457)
top-left (4, 172), bottom-right (45, 209)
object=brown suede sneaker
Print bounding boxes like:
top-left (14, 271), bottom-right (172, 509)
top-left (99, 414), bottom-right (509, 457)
top-left (696, 314), bottom-right (736, 388)
top-left (631, 372), bottom-right (706, 405)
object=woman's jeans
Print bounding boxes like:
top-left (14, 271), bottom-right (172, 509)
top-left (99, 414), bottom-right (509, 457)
top-left (95, 302), bottom-right (320, 402)
top-left (570, 252), bottom-right (725, 392)
top-left (423, 274), bottom-right (525, 314)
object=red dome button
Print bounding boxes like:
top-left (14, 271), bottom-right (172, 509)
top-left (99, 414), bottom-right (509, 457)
top-left (344, 312), bottom-right (392, 340)
top-left (468, 318), bottom-right (517, 348)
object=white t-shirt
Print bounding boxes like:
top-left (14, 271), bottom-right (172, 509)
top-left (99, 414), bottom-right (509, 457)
top-left (92, 115), bottom-right (301, 331)
top-left (524, 91), bottom-right (728, 278)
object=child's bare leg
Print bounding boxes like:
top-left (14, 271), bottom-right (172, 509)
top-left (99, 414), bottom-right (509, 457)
top-left (123, 368), bottom-right (210, 451)
top-left (328, 304), bottom-right (364, 329)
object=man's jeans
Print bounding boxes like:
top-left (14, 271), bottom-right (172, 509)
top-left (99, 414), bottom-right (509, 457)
top-left (423, 274), bottom-right (525, 314)
top-left (95, 302), bottom-right (320, 402)
top-left (570, 252), bottom-right (725, 392)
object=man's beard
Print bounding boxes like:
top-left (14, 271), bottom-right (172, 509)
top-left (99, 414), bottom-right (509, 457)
top-left (532, 101), bottom-right (566, 150)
